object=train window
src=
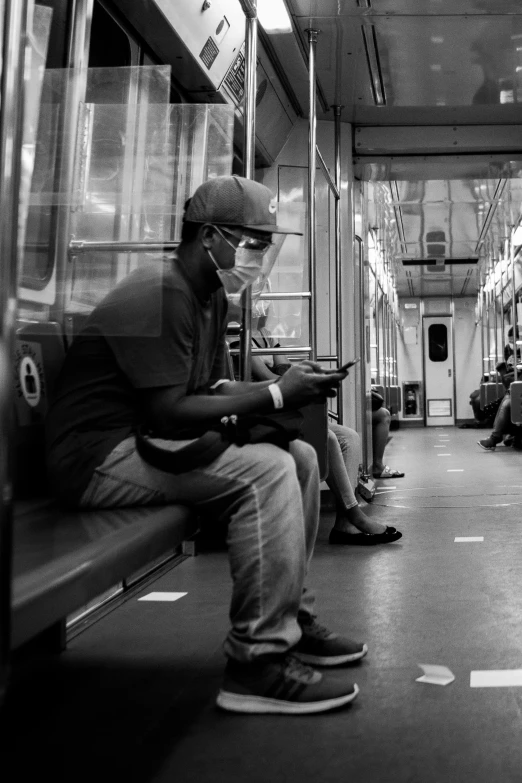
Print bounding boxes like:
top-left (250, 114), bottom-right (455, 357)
top-left (88, 3), bottom-right (133, 69)
top-left (428, 323), bottom-right (448, 362)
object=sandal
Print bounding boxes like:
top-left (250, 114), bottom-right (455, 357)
top-left (373, 465), bottom-right (405, 479)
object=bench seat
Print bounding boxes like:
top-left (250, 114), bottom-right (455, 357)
top-left (12, 499), bottom-right (197, 649)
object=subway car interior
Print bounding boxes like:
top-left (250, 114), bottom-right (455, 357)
top-left (2, 0), bottom-right (522, 780)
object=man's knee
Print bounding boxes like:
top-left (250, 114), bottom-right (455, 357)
top-left (289, 439), bottom-right (320, 481)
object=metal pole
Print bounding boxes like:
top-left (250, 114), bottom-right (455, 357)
top-left (0, 0), bottom-right (31, 702)
top-left (480, 283), bottom-right (485, 384)
top-left (501, 243), bottom-right (506, 367)
top-left (355, 235), bottom-right (369, 472)
top-left (492, 255), bottom-right (500, 397)
top-left (306, 28), bottom-right (319, 360)
top-left (486, 268), bottom-right (491, 380)
top-left (238, 1), bottom-right (257, 381)
top-left (511, 228), bottom-right (518, 382)
top-left (333, 105), bottom-right (343, 421)
top-left (376, 281), bottom-right (381, 384)
top-left (49, 0), bottom-right (93, 322)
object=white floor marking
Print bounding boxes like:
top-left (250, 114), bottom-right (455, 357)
top-left (434, 445), bottom-right (446, 448)
top-left (438, 453), bottom-right (451, 456)
top-left (138, 592), bottom-right (187, 602)
top-left (454, 536), bottom-right (484, 542)
top-left (447, 469), bottom-right (464, 472)
top-left (416, 664), bottom-right (455, 686)
top-left (470, 670), bottom-right (522, 687)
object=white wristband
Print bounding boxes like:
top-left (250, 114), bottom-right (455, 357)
top-left (268, 383), bottom-right (284, 410)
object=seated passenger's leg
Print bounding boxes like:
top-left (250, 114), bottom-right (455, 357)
top-left (325, 425), bottom-right (387, 537)
top-left (478, 393), bottom-right (512, 450)
top-left (371, 406), bottom-right (390, 475)
top-left (80, 437), bottom-right (363, 714)
top-left (81, 437), bottom-right (312, 659)
top-left (370, 407), bottom-right (405, 478)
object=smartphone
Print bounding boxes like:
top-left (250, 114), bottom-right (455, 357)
top-left (337, 357), bottom-right (360, 372)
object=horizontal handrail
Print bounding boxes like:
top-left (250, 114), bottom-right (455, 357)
top-left (69, 240), bottom-right (179, 254)
top-left (229, 346), bottom-right (312, 356)
top-left (258, 292), bottom-right (311, 300)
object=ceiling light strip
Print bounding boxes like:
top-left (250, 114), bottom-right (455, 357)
top-left (361, 25), bottom-right (386, 106)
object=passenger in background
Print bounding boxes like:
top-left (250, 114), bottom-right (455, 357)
top-left (370, 386), bottom-right (405, 479)
top-left (458, 376), bottom-right (498, 429)
top-left (237, 312), bottom-right (402, 545)
top-left (478, 326), bottom-right (522, 451)
top-left (46, 175), bottom-right (366, 716)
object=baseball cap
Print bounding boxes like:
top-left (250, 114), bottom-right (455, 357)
top-left (184, 175), bottom-right (302, 235)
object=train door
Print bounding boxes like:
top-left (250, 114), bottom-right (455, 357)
top-left (423, 315), bottom-right (455, 426)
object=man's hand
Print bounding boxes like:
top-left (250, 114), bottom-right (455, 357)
top-left (277, 364), bottom-right (347, 407)
top-left (299, 359), bottom-right (350, 378)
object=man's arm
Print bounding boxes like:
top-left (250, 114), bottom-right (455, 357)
top-left (141, 364), bottom-right (346, 436)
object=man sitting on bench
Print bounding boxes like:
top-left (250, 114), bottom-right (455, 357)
top-left (46, 175), bottom-right (366, 715)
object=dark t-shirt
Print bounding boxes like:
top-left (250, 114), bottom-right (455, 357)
top-left (46, 257), bottom-right (228, 506)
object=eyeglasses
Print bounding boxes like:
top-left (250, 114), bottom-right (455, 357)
top-left (215, 225), bottom-right (272, 253)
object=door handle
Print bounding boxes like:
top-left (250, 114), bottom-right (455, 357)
top-left (448, 369), bottom-right (452, 377)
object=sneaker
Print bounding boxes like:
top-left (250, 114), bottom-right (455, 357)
top-left (293, 618), bottom-right (368, 666)
top-left (477, 438), bottom-right (497, 451)
top-left (216, 654), bottom-right (359, 715)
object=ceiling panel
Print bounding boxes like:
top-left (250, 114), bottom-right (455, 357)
top-left (290, 1), bottom-right (522, 17)
top-left (293, 13), bottom-right (522, 117)
top-left (280, 2), bottom-right (522, 298)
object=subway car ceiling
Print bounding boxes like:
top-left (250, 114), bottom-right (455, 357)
top-left (282, 1), bottom-right (522, 298)
top-left (109, 0), bottom-right (522, 299)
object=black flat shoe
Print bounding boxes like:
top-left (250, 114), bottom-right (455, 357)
top-left (329, 526), bottom-right (402, 546)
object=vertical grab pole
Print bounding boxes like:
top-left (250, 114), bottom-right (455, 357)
top-left (355, 235), bottom-right (369, 472)
top-left (333, 104), bottom-right (343, 421)
top-left (49, 0), bottom-right (93, 322)
top-left (238, 0), bottom-right (258, 381)
top-left (493, 254), bottom-right (500, 398)
top-left (501, 243), bottom-right (506, 366)
top-left (480, 283), bottom-right (485, 385)
top-left (0, 0), bottom-right (30, 702)
top-left (306, 28), bottom-right (319, 360)
top-left (486, 264), bottom-right (491, 380)
top-left (511, 228), bottom-right (518, 382)
top-left (376, 280), bottom-right (381, 384)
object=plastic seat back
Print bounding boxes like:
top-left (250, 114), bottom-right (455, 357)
top-left (13, 321), bottom-right (65, 498)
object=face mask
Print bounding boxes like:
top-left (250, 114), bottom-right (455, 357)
top-left (206, 228), bottom-right (270, 303)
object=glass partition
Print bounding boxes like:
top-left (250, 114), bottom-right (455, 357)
top-left (22, 64), bottom-right (235, 318)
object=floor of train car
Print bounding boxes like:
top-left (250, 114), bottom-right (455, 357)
top-left (3, 427), bottom-right (522, 783)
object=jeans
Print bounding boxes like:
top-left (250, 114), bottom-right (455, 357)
top-left (325, 423), bottom-right (361, 512)
top-left (79, 436), bottom-right (320, 662)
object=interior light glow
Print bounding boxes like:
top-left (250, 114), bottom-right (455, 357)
top-left (512, 225), bottom-right (522, 246)
top-left (257, 0), bottom-right (292, 34)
